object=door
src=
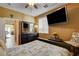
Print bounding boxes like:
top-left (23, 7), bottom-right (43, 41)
top-left (5, 24), bottom-right (16, 48)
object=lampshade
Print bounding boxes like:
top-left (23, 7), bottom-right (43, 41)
top-left (35, 24), bottom-right (38, 28)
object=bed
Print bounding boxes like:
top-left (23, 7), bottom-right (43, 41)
top-left (7, 40), bottom-right (72, 56)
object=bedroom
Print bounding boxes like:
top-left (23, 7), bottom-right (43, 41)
top-left (0, 3), bottom-right (79, 56)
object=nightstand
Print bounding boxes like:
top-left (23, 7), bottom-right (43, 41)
top-left (65, 41), bottom-right (79, 56)
top-left (75, 46), bottom-right (79, 56)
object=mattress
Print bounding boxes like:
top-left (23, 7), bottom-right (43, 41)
top-left (7, 40), bottom-right (72, 56)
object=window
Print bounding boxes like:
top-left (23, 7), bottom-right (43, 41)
top-left (38, 16), bottom-right (48, 33)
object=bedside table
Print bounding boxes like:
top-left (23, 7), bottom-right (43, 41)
top-left (65, 41), bottom-right (79, 56)
top-left (75, 46), bottom-right (79, 56)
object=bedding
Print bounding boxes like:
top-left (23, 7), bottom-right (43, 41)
top-left (7, 40), bottom-right (72, 56)
top-left (37, 38), bottom-right (74, 52)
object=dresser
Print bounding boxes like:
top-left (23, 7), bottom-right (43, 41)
top-left (20, 33), bottom-right (38, 44)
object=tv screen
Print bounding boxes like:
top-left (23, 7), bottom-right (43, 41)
top-left (47, 7), bottom-right (67, 25)
top-left (22, 21), bottom-right (28, 28)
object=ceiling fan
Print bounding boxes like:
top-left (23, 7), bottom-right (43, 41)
top-left (7, 3), bottom-right (49, 9)
top-left (25, 3), bottom-right (49, 9)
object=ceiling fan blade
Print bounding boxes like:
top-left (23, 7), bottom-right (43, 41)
top-left (34, 5), bottom-right (38, 9)
top-left (25, 4), bottom-right (29, 8)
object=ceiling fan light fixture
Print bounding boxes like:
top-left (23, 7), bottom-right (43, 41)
top-left (29, 3), bottom-right (35, 7)
top-left (28, 0), bottom-right (36, 7)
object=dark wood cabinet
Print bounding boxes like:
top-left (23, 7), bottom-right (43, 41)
top-left (20, 33), bottom-right (38, 44)
top-left (19, 21), bottom-right (39, 45)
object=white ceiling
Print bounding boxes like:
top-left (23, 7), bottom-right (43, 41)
top-left (0, 3), bottom-right (66, 17)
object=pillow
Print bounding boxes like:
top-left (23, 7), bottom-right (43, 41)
top-left (49, 33), bottom-right (63, 42)
top-left (70, 32), bottom-right (79, 43)
top-left (49, 37), bottom-right (63, 42)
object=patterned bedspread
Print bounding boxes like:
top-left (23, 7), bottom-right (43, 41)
top-left (7, 40), bottom-right (72, 56)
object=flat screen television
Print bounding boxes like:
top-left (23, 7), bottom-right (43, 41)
top-left (22, 21), bottom-right (28, 28)
top-left (47, 7), bottom-right (67, 25)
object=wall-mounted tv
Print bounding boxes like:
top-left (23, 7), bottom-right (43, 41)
top-left (47, 7), bottom-right (67, 25)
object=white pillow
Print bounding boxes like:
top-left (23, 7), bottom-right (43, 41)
top-left (71, 32), bottom-right (79, 43)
